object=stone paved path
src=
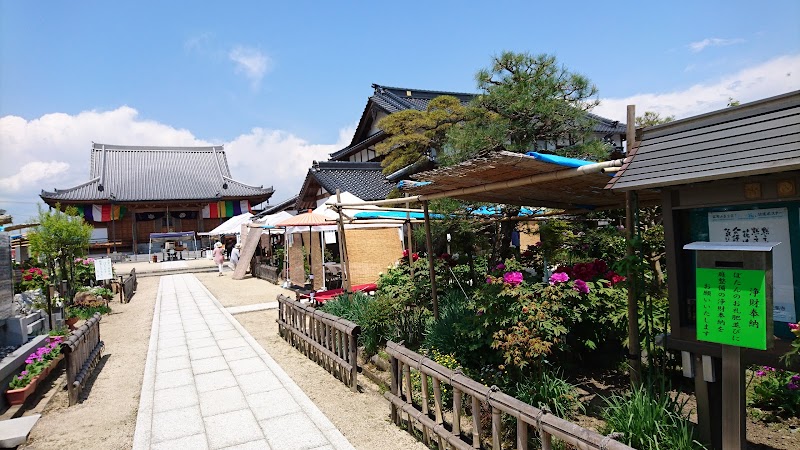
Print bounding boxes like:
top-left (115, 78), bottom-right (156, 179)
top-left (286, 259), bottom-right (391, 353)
top-left (133, 274), bottom-right (355, 450)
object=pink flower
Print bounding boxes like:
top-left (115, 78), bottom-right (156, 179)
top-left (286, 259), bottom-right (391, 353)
top-left (573, 279), bottom-right (590, 294)
top-left (20, 371), bottom-right (28, 376)
top-left (503, 271), bottom-right (523, 286)
top-left (402, 249), bottom-right (409, 258)
top-left (412, 253), bottom-right (419, 262)
top-left (756, 370), bottom-right (766, 377)
top-left (486, 277), bottom-right (493, 284)
top-left (549, 272), bottom-right (570, 285)
top-left (789, 323), bottom-right (799, 331)
top-left (495, 263), bottom-right (506, 271)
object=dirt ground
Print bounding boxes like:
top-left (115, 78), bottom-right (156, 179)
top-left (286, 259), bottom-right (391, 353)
top-left (21, 274), bottom-right (160, 449)
top-left (18, 270), bottom-right (425, 450)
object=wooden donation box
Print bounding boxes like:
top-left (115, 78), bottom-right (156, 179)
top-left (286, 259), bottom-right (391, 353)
top-left (683, 241), bottom-right (778, 450)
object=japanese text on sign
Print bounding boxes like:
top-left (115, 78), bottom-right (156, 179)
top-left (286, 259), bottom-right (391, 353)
top-left (696, 268), bottom-right (767, 350)
top-left (94, 258), bottom-right (114, 281)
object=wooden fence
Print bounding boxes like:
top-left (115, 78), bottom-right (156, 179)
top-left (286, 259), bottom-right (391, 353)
top-left (276, 294), bottom-right (360, 391)
top-left (385, 341), bottom-right (634, 450)
top-left (60, 312), bottom-right (105, 406)
top-left (118, 268), bottom-right (137, 303)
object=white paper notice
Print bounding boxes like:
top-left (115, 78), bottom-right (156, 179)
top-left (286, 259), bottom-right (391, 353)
top-left (94, 258), bottom-right (114, 281)
top-left (708, 208), bottom-right (796, 322)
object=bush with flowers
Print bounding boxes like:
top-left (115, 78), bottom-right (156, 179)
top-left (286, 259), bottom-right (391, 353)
top-left (7, 335), bottom-right (65, 390)
top-left (73, 257), bottom-right (96, 287)
top-left (14, 266), bottom-right (49, 294)
top-left (748, 365), bottom-right (800, 418)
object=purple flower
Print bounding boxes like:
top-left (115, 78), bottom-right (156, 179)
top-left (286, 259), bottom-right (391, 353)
top-left (791, 375), bottom-right (800, 383)
top-left (573, 279), bottom-right (590, 294)
top-left (485, 277), bottom-right (493, 284)
top-left (756, 370), bottom-right (766, 377)
top-left (20, 371), bottom-right (28, 376)
top-left (495, 263), bottom-right (506, 271)
top-left (788, 383), bottom-right (799, 390)
top-left (503, 271), bottom-right (524, 286)
top-left (25, 358), bottom-right (34, 364)
top-left (549, 272), bottom-right (570, 285)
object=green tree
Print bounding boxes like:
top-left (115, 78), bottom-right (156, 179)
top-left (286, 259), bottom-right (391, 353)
top-left (444, 52), bottom-right (601, 264)
top-left (635, 111), bottom-right (675, 127)
top-left (27, 204), bottom-right (93, 305)
top-left (445, 51), bottom-right (600, 164)
top-left (727, 97), bottom-right (741, 107)
top-left (375, 95), bottom-right (467, 175)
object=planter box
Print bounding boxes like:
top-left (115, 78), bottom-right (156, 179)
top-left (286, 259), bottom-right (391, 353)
top-left (5, 377), bottom-right (37, 405)
top-left (4, 354), bottom-right (63, 406)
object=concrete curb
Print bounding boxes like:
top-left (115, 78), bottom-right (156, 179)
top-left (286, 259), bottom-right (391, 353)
top-left (131, 278), bottom-right (163, 450)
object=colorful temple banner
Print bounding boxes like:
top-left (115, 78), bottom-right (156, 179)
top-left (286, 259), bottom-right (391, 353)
top-left (79, 205), bottom-right (125, 222)
top-left (202, 200), bottom-right (250, 219)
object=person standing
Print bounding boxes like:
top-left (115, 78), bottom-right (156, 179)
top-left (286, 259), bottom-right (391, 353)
top-left (212, 242), bottom-right (225, 276)
top-left (230, 243), bottom-right (241, 271)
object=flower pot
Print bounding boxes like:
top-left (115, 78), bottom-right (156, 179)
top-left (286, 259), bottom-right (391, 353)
top-left (66, 317), bottom-right (79, 331)
top-left (6, 377), bottom-right (38, 405)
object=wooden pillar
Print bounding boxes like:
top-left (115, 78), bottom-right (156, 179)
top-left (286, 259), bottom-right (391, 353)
top-left (423, 201), bottom-right (439, 321)
top-left (626, 105), bottom-right (642, 387)
top-left (336, 190), bottom-right (352, 292)
top-left (721, 346), bottom-right (746, 449)
top-left (406, 199), bottom-right (414, 276)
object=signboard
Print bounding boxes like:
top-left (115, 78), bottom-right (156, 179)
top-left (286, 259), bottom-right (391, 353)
top-left (94, 258), bottom-right (114, 281)
top-left (708, 208), bottom-right (795, 322)
top-left (696, 267), bottom-right (768, 350)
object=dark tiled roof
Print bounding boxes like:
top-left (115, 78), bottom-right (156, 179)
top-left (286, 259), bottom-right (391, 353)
top-left (296, 161), bottom-right (393, 208)
top-left (40, 143), bottom-right (273, 203)
top-left (253, 196), bottom-right (298, 218)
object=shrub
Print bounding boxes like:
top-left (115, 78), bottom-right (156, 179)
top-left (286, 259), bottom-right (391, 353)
top-left (15, 267), bottom-right (49, 294)
top-left (748, 366), bottom-right (800, 418)
top-left (512, 368), bottom-right (583, 421)
top-left (322, 292), bottom-right (397, 357)
top-left (422, 290), bottom-right (475, 360)
top-left (600, 386), bottom-right (705, 450)
top-left (410, 349), bottom-right (460, 411)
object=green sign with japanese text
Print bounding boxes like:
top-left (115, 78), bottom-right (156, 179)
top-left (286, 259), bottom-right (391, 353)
top-left (696, 268), bottom-right (767, 350)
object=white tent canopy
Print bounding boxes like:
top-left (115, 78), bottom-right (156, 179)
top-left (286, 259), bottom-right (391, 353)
top-left (198, 212), bottom-right (253, 236)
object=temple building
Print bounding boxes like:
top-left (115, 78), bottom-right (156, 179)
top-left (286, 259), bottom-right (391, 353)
top-left (40, 143), bottom-right (273, 255)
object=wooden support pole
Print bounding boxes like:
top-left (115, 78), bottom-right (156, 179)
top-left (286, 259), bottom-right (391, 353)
top-left (336, 190), bottom-right (352, 292)
top-left (391, 356), bottom-right (400, 425)
top-left (423, 201), bottom-right (439, 321)
top-left (406, 199), bottom-right (414, 276)
top-left (721, 345), bottom-right (745, 450)
top-left (626, 104), bottom-right (642, 388)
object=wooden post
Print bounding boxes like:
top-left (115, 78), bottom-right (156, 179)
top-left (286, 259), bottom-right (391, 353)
top-left (348, 333), bottom-right (357, 392)
top-left (625, 104), bottom-right (642, 387)
top-left (423, 201), bottom-right (439, 321)
top-left (471, 395), bottom-right (481, 448)
top-left (391, 356), bottom-right (400, 425)
top-left (721, 345), bottom-right (746, 450)
top-left (453, 388), bottom-right (462, 437)
top-left (336, 190), bottom-right (352, 292)
top-left (491, 406), bottom-right (501, 450)
top-left (406, 199), bottom-right (414, 276)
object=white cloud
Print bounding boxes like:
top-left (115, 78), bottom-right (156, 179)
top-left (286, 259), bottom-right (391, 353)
top-left (594, 54), bottom-right (800, 122)
top-left (0, 106), bottom-right (353, 223)
top-left (689, 37), bottom-right (745, 53)
top-left (229, 46), bottom-right (271, 89)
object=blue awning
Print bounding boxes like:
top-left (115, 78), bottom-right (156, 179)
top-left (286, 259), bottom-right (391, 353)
top-left (353, 211), bottom-right (443, 220)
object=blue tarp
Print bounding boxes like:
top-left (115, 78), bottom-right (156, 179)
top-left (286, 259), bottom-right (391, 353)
top-left (353, 211), bottom-right (443, 220)
top-left (524, 151), bottom-right (596, 168)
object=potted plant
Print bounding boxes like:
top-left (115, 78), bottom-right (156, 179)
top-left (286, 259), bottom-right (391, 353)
top-left (5, 335), bottom-right (64, 405)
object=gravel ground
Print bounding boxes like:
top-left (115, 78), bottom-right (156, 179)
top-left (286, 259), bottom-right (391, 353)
top-left (21, 275), bottom-right (160, 450)
top-left (19, 268), bottom-right (425, 450)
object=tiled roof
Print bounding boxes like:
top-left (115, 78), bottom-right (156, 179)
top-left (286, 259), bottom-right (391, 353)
top-left (40, 143), bottom-right (273, 203)
top-left (296, 161), bottom-right (394, 208)
top-left (253, 196), bottom-right (298, 218)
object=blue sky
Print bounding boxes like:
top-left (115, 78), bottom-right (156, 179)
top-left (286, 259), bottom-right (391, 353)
top-left (2, 0), bottom-right (799, 223)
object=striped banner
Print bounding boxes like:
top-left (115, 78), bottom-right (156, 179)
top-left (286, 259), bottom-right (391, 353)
top-left (79, 205), bottom-right (125, 222)
top-left (202, 200), bottom-right (250, 219)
